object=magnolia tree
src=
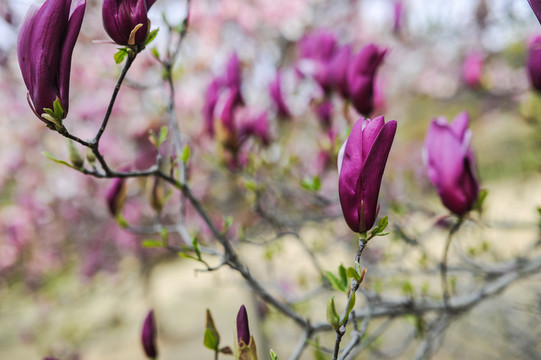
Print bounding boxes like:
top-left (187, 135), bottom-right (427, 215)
top-left (3, 0), bottom-right (541, 359)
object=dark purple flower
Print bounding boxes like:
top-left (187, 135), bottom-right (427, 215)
top-left (141, 310), bottom-right (158, 358)
top-left (462, 51), bottom-right (483, 89)
top-left (347, 44), bottom-right (387, 117)
top-left (102, 0), bottom-right (156, 46)
top-left (236, 305), bottom-right (250, 346)
top-left (105, 177), bottom-right (127, 216)
top-left (338, 116), bottom-right (397, 233)
top-left (527, 35), bottom-right (541, 92)
top-left (269, 70), bottom-right (291, 119)
top-left (527, 0), bottom-right (541, 25)
top-left (17, 0), bottom-right (86, 126)
top-left (424, 112), bottom-right (479, 216)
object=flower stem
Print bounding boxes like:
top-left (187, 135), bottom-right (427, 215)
top-left (440, 218), bottom-right (463, 307)
top-left (332, 234), bottom-right (367, 360)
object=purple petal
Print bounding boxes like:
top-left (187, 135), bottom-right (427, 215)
top-left (141, 310), bottom-right (158, 358)
top-left (236, 305), bottom-right (250, 346)
top-left (359, 119), bottom-right (397, 231)
top-left (59, 0), bottom-right (86, 114)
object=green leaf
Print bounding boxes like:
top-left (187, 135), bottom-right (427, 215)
top-left (192, 236), bottom-right (202, 261)
top-left (269, 349), bottom-right (279, 360)
top-left (114, 48), bottom-right (128, 64)
top-left (203, 309), bottom-right (220, 351)
top-left (325, 271), bottom-right (347, 293)
top-left (300, 175), bottom-right (321, 191)
top-left (180, 144), bottom-right (191, 164)
top-left (402, 280), bottom-right (414, 296)
top-left (52, 98), bottom-right (64, 119)
top-left (42, 151), bottom-right (79, 170)
top-left (115, 214), bottom-right (129, 228)
top-left (474, 189), bottom-right (488, 213)
top-left (157, 126), bottom-right (168, 147)
top-left (142, 239), bottom-right (163, 248)
top-left (346, 267), bottom-right (360, 282)
top-left (145, 28), bottom-right (159, 46)
top-left (222, 216), bottom-right (233, 234)
top-left (338, 264), bottom-right (347, 285)
top-left (326, 296), bottom-right (340, 332)
top-left (340, 292), bottom-right (356, 326)
top-left (151, 47), bottom-right (160, 60)
top-left (368, 216), bottom-right (389, 240)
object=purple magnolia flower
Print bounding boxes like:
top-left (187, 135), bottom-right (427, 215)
top-left (338, 116), bottom-right (397, 233)
top-left (296, 30), bottom-right (338, 84)
top-left (392, 0), bottom-right (404, 34)
top-left (328, 44), bottom-right (352, 98)
top-left (236, 305), bottom-right (251, 346)
top-left (527, 35), bottom-right (541, 92)
top-left (224, 52), bottom-right (242, 90)
top-left (527, 0), bottom-right (541, 24)
top-left (102, 0), bottom-right (156, 46)
top-left (462, 51), bottom-right (483, 89)
top-left (424, 112), bottom-right (479, 216)
top-left (203, 77), bottom-right (223, 135)
top-left (105, 177), bottom-right (127, 216)
top-left (17, 0), bottom-right (86, 126)
top-left (269, 70), bottom-right (291, 119)
top-left (298, 29), bottom-right (337, 62)
top-left (141, 310), bottom-right (158, 359)
top-left (347, 44), bottom-right (387, 117)
top-left (239, 111), bottom-right (271, 146)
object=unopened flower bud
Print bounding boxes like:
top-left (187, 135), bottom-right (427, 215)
top-left (141, 310), bottom-right (158, 359)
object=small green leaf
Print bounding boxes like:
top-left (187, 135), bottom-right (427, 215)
top-left (340, 292), bottom-right (356, 326)
top-left (158, 126), bottom-right (168, 147)
top-left (300, 175), bottom-right (321, 191)
top-left (222, 216), bottom-right (233, 233)
top-left (115, 214), bottom-right (128, 228)
top-left (52, 98), bottom-right (64, 119)
top-left (327, 296), bottom-right (340, 332)
top-left (203, 309), bottom-right (220, 351)
top-left (192, 236), bottom-right (202, 261)
top-left (180, 144), bottom-right (191, 164)
top-left (346, 267), bottom-right (360, 282)
top-left (142, 239), bottom-right (163, 248)
top-left (368, 216), bottom-right (389, 240)
top-left (402, 280), bottom-right (414, 296)
top-left (325, 271), bottom-right (347, 293)
top-left (338, 264), bottom-right (347, 285)
top-left (42, 151), bottom-right (79, 170)
top-left (270, 349), bottom-right (279, 360)
top-left (474, 189), bottom-right (488, 213)
top-left (151, 47), bottom-right (160, 60)
top-left (114, 48), bottom-right (128, 64)
top-left (145, 28), bottom-right (159, 46)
